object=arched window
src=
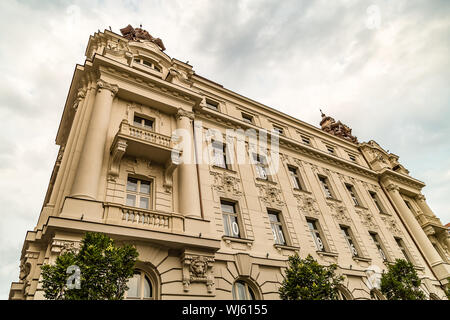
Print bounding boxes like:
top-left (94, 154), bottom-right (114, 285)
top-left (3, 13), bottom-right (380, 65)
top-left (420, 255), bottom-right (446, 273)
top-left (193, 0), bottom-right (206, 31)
top-left (370, 288), bottom-right (386, 300)
top-left (125, 270), bottom-right (153, 300)
top-left (232, 280), bottom-right (256, 300)
top-left (336, 285), bottom-right (354, 300)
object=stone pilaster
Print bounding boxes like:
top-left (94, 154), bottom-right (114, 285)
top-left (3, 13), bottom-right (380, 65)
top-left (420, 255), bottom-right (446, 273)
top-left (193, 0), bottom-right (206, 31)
top-left (70, 79), bottom-right (118, 200)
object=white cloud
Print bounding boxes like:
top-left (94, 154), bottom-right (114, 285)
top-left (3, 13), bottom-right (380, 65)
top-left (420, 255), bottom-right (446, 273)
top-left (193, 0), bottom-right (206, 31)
top-left (0, 0), bottom-right (449, 299)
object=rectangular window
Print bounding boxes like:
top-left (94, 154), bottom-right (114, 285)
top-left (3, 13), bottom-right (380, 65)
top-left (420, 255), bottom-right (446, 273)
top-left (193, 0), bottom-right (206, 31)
top-left (370, 232), bottom-right (388, 261)
top-left (301, 136), bottom-right (311, 145)
top-left (307, 219), bottom-right (326, 252)
top-left (340, 226), bottom-right (359, 257)
top-left (242, 113), bottom-right (254, 124)
top-left (369, 191), bottom-right (385, 213)
top-left (206, 99), bottom-right (219, 110)
top-left (348, 154), bottom-right (357, 162)
top-left (326, 145), bottom-right (335, 154)
top-left (221, 200), bottom-right (240, 238)
top-left (268, 210), bottom-right (286, 245)
top-left (212, 141), bottom-right (229, 169)
top-left (253, 153), bottom-right (268, 180)
top-left (133, 115), bottom-right (153, 130)
top-left (126, 177), bottom-right (151, 210)
top-left (318, 175), bottom-right (333, 198)
top-left (395, 238), bottom-right (411, 263)
top-left (346, 184), bottom-right (360, 206)
top-left (288, 166), bottom-right (303, 190)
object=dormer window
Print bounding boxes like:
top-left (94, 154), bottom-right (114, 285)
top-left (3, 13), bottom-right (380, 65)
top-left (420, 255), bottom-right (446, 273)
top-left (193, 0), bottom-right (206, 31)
top-left (133, 58), bottom-right (161, 72)
top-left (206, 99), bottom-right (219, 111)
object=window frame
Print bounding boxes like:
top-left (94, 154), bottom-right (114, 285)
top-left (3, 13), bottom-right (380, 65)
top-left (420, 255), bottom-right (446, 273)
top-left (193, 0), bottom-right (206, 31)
top-left (232, 280), bottom-right (256, 300)
top-left (369, 191), bottom-right (386, 214)
top-left (241, 112), bottom-right (254, 124)
top-left (318, 175), bottom-right (335, 199)
top-left (307, 218), bottom-right (327, 252)
top-left (287, 165), bottom-right (304, 191)
top-left (133, 114), bottom-right (154, 131)
top-left (221, 200), bottom-right (242, 239)
top-left (252, 153), bottom-right (270, 181)
top-left (124, 270), bottom-right (154, 300)
top-left (267, 209), bottom-right (287, 245)
top-left (211, 140), bottom-right (231, 170)
top-left (133, 57), bottom-right (161, 72)
top-left (370, 232), bottom-right (388, 262)
top-left (345, 184), bottom-right (361, 207)
top-left (126, 176), bottom-right (152, 210)
top-left (395, 237), bottom-right (412, 263)
top-left (340, 225), bottom-right (360, 257)
top-left (205, 99), bottom-right (219, 111)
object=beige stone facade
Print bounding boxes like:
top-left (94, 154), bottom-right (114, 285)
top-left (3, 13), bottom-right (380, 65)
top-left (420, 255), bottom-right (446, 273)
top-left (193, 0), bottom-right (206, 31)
top-left (9, 26), bottom-right (450, 300)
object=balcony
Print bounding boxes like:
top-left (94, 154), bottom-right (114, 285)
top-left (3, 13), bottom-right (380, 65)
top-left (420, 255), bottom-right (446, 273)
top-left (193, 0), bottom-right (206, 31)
top-left (108, 120), bottom-right (180, 188)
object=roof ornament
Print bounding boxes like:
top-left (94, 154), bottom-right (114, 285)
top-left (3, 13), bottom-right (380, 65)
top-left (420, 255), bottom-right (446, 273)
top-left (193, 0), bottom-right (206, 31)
top-left (319, 110), bottom-right (358, 143)
top-left (120, 24), bottom-right (166, 51)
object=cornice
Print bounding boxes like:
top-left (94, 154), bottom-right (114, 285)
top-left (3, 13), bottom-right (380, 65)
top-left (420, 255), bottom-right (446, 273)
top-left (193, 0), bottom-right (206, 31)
top-left (379, 168), bottom-right (425, 190)
top-left (195, 108), bottom-right (379, 180)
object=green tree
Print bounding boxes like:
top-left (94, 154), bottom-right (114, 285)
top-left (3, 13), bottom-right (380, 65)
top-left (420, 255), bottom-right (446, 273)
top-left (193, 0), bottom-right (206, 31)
top-left (380, 259), bottom-right (425, 300)
top-left (41, 232), bottom-right (138, 300)
top-left (279, 253), bottom-right (344, 300)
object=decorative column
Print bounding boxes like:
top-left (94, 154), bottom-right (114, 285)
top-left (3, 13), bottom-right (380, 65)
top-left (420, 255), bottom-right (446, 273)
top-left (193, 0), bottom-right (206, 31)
top-left (385, 184), bottom-right (446, 270)
top-left (70, 80), bottom-right (118, 200)
top-left (175, 109), bottom-right (201, 217)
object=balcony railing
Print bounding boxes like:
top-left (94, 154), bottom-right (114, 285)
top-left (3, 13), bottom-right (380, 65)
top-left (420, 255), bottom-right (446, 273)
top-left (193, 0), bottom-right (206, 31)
top-left (122, 207), bottom-right (171, 230)
top-left (119, 120), bottom-right (172, 149)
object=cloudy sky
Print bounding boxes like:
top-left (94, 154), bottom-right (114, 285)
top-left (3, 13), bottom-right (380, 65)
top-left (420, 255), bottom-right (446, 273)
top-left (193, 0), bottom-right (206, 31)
top-left (0, 0), bottom-right (449, 299)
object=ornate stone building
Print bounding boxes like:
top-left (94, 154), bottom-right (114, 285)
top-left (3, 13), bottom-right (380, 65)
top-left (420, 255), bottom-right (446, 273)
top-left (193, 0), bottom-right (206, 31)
top-left (9, 26), bottom-right (450, 300)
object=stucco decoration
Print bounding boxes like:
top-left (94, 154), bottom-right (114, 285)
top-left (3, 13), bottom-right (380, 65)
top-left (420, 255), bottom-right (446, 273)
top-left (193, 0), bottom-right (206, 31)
top-left (381, 216), bottom-right (402, 235)
top-left (294, 193), bottom-right (320, 216)
top-left (50, 240), bottom-right (81, 255)
top-left (256, 183), bottom-right (285, 208)
top-left (120, 24), bottom-right (166, 51)
top-left (181, 254), bottom-right (214, 293)
top-left (210, 171), bottom-right (242, 197)
top-left (328, 202), bottom-right (352, 224)
top-left (19, 262), bottom-right (31, 281)
top-left (357, 209), bottom-right (379, 230)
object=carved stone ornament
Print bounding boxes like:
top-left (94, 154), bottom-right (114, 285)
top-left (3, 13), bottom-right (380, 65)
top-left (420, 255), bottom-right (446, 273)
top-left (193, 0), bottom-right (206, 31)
top-left (72, 88), bottom-right (86, 110)
top-left (96, 79), bottom-right (119, 96)
top-left (357, 209), bottom-right (378, 230)
top-left (210, 171), bottom-right (242, 197)
top-left (256, 183), bottom-right (285, 207)
top-left (294, 193), bottom-right (320, 216)
top-left (19, 262), bottom-right (31, 281)
top-left (328, 202), bottom-right (352, 223)
top-left (381, 216), bottom-right (402, 235)
top-left (386, 183), bottom-right (400, 193)
top-left (176, 108), bottom-right (195, 121)
top-left (319, 111), bottom-right (358, 143)
top-left (51, 240), bottom-right (80, 255)
top-left (120, 24), bottom-right (166, 51)
top-left (108, 137), bottom-right (128, 181)
top-left (181, 255), bottom-right (214, 293)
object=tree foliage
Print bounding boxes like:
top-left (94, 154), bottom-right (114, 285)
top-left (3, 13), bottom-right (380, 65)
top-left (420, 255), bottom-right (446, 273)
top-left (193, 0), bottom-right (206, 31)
top-left (41, 232), bottom-right (138, 300)
top-left (279, 253), bottom-right (344, 300)
top-left (380, 259), bottom-right (425, 300)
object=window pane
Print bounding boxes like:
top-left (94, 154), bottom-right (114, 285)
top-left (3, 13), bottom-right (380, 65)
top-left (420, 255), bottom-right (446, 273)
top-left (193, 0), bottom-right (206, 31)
top-left (126, 273), bottom-right (140, 298)
top-left (229, 215), bottom-right (240, 237)
top-left (140, 181), bottom-right (150, 194)
top-left (144, 118), bottom-right (153, 129)
top-left (223, 214), bottom-right (231, 236)
top-left (127, 178), bottom-right (138, 192)
top-left (236, 282), bottom-right (246, 300)
top-left (221, 202), bottom-right (235, 214)
top-left (143, 276), bottom-right (152, 298)
top-left (126, 194), bottom-right (136, 207)
top-left (139, 197), bottom-right (149, 209)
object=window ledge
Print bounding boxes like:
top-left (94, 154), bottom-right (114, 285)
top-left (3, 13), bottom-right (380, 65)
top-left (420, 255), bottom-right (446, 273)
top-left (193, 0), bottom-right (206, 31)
top-left (352, 256), bottom-right (372, 263)
top-left (325, 197), bottom-right (341, 203)
top-left (274, 244), bottom-right (300, 252)
top-left (212, 165), bottom-right (236, 173)
top-left (317, 251), bottom-right (339, 258)
top-left (293, 188), bottom-right (312, 195)
top-left (256, 177), bottom-right (277, 185)
top-left (354, 205), bottom-right (369, 210)
top-left (222, 236), bottom-right (254, 245)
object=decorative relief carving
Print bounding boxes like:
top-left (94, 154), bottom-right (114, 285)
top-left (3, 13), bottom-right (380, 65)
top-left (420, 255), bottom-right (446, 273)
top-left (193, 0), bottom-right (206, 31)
top-left (327, 202), bottom-right (352, 223)
top-left (176, 108), bottom-right (195, 121)
top-left (108, 136), bottom-right (128, 182)
top-left (19, 262), bottom-right (31, 281)
top-left (256, 183), bottom-right (285, 207)
top-left (120, 24), bottom-right (166, 51)
top-left (294, 193), bottom-right (320, 216)
top-left (181, 254), bottom-right (214, 293)
top-left (357, 209), bottom-right (378, 230)
top-left (386, 183), bottom-right (400, 193)
top-left (319, 111), bottom-right (358, 143)
top-left (96, 79), bottom-right (119, 96)
top-left (381, 216), bottom-right (402, 235)
top-left (210, 171), bottom-right (242, 197)
top-left (51, 240), bottom-right (80, 255)
top-left (73, 88), bottom-right (86, 110)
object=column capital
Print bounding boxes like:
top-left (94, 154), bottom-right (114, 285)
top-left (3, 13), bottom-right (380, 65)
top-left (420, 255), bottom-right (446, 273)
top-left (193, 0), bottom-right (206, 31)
top-left (96, 79), bottom-right (119, 96)
top-left (386, 183), bottom-right (400, 193)
top-left (176, 108), bottom-right (195, 121)
top-left (72, 88), bottom-right (86, 110)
